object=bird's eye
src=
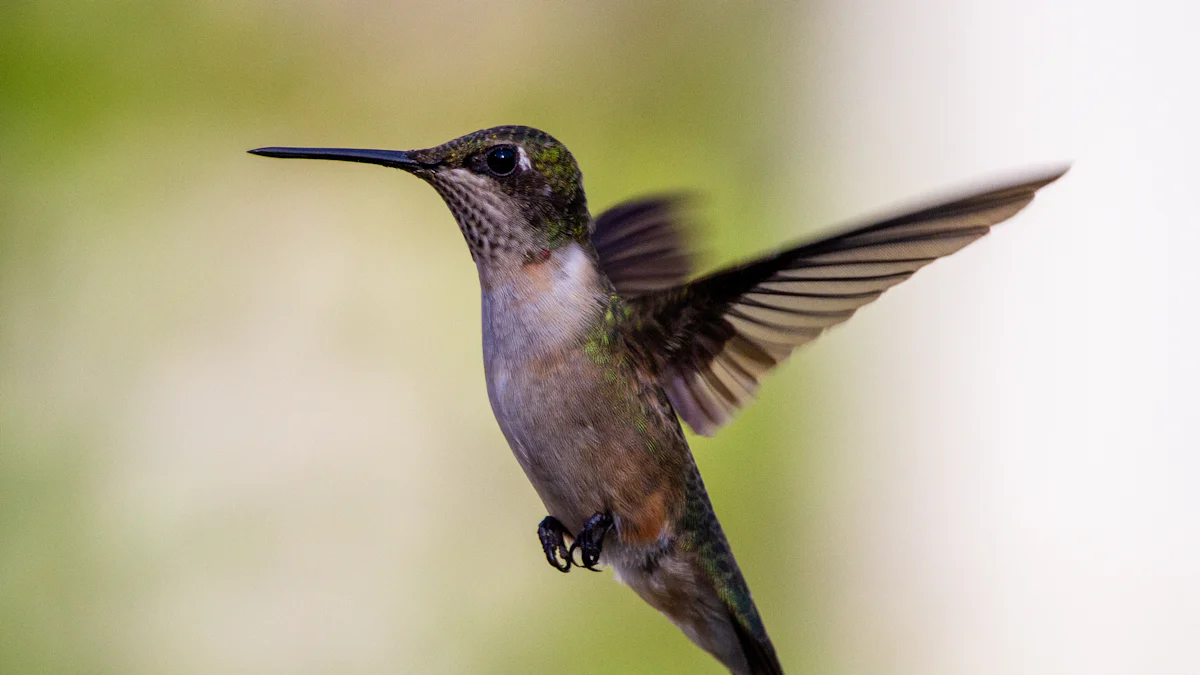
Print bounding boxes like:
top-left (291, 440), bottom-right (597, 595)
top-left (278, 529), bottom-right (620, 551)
top-left (485, 146), bottom-right (518, 176)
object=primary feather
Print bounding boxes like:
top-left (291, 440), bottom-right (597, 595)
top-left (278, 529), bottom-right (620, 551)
top-left (610, 167), bottom-right (1068, 435)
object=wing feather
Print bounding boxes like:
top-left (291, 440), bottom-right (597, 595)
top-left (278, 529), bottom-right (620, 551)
top-left (591, 195), bottom-right (696, 295)
top-left (629, 167), bottom-right (1067, 435)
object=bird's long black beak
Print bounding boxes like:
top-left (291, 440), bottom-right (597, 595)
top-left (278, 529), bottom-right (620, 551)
top-left (248, 147), bottom-right (428, 171)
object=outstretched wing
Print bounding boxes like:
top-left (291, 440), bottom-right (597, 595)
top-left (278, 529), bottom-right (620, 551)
top-left (592, 195), bottom-right (695, 296)
top-left (630, 167), bottom-right (1068, 436)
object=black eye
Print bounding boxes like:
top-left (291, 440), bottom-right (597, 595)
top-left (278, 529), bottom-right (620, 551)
top-left (485, 146), bottom-right (518, 175)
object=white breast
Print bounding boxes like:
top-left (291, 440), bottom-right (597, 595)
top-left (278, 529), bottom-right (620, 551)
top-left (479, 243), bottom-right (603, 459)
top-left (480, 242), bottom-right (602, 363)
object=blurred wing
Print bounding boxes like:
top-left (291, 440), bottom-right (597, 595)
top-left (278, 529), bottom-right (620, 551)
top-left (592, 195), bottom-right (695, 295)
top-left (633, 167), bottom-right (1067, 435)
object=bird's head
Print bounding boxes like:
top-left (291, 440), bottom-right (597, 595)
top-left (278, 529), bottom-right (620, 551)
top-left (251, 126), bottom-right (591, 266)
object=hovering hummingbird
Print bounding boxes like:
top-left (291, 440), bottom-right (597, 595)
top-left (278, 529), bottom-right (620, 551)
top-left (250, 127), bottom-right (1065, 675)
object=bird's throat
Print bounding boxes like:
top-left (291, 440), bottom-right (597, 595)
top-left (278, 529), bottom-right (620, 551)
top-left (479, 242), bottom-right (608, 362)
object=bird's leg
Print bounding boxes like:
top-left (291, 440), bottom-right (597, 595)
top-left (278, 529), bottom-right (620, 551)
top-left (537, 516), bottom-right (573, 573)
top-left (568, 511), bottom-right (614, 572)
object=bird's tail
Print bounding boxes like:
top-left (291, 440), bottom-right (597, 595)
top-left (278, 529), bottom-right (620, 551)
top-left (686, 478), bottom-right (783, 675)
top-left (728, 602), bottom-right (784, 675)
top-left (618, 467), bottom-right (783, 675)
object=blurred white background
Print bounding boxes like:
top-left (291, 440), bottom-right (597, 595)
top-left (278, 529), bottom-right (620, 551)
top-left (797, 1), bottom-right (1199, 673)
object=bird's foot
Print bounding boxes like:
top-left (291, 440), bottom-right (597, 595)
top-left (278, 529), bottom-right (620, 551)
top-left (537, 516), bottom-right (573, 573)
top-left (568, 512), bottom-right (614, 572)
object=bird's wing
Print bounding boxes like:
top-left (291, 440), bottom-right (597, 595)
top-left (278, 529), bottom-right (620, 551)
top-left (628, 167), bottom-right (1067, 436)
top-left (592, 195), bottom-right (695, 296)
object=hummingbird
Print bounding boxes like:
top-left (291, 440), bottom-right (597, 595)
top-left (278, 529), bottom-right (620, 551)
top-left (250, 126), bottom-right (1065, 675)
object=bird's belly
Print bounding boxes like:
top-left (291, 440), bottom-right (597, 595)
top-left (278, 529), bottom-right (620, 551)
top-left (486, 353), bottom-right (615, 531)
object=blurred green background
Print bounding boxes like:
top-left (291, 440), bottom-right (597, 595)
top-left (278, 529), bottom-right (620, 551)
top-left (10, 1), bottom-right (1193, 674)
top-left (1, 2), bottom-right (834, 673)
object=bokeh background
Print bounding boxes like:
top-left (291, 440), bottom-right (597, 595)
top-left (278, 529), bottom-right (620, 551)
top-left (2, 1), bottom-right (1196, 674)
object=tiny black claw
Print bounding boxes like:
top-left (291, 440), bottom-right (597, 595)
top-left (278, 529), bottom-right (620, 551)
top-left (567, 511), bottom-right (614, 572)
top-left (537, 516), bottom-right (572, 573)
